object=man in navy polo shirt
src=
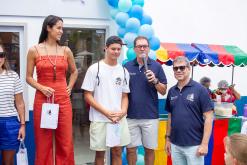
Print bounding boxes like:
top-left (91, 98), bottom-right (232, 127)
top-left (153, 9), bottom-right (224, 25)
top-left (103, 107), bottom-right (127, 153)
top-left (124, 36), bottom-right (167, 165)
top-left (165, 56), bottom-right (213, 165)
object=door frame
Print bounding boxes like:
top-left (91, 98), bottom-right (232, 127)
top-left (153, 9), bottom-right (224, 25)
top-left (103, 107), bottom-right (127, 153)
top-left (63, 24), bottom-right (111, 165)
top-left (0, 22), bottom-right (29, 121)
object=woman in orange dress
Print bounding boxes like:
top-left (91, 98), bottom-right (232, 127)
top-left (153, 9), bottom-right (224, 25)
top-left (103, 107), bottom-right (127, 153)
top-left (26, 15), bottom-right (78, 165)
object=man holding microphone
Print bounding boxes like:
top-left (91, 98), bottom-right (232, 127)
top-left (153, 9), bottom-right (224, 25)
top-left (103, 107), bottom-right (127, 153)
top-left (124, 36), bottom-right (167, 165)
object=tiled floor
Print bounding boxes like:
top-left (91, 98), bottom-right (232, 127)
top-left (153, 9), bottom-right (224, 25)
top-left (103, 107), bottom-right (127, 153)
top-left (73, 124), bottom-right (95, 165)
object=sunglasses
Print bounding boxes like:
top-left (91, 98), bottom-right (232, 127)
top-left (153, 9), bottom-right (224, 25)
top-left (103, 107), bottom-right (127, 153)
top-left (135, 45), bottom-right (149, 49)
top-left (173, 65), bottom-right (187, 72)
top-left (0, 52), bottom-right (6, 58)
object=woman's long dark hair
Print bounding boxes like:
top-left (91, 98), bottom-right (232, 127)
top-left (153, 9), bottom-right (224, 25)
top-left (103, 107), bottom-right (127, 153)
top-left (39, 15), bottom-right (63, 44)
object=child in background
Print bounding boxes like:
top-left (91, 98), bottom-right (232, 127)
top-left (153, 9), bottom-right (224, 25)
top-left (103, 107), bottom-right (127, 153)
top-left (224, 133), bottom-right (247, 165)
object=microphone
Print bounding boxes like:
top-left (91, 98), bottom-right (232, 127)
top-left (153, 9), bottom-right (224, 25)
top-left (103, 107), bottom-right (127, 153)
top-left (141, 53), bottom-right (148, 71)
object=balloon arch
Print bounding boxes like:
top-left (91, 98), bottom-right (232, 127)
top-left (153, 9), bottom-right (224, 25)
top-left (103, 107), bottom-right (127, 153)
top-left (106, 0), bottom-right (161, 63)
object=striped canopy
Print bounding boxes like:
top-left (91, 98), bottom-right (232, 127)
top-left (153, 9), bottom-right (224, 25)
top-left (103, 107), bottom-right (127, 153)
top-left (156, 43), bottom-right (200, 66)
top-left (156, 43), bottom-right (247, 67)
top-left (192, 43), bottom-right (247, 66)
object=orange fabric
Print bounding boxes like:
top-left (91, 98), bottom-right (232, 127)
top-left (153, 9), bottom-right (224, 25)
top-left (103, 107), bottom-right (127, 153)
top-left (33, 55), bottom-right (75, 165)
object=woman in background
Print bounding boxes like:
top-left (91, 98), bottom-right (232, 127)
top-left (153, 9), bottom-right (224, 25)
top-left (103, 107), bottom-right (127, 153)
top-left (212, 80), bottom-right (241, 115)
top-left (26, 15), bottom-right (78, 165)
top-left (0, 43), bottom-right (25, 165)
top-left (212, 80), bottom-right (241, 103)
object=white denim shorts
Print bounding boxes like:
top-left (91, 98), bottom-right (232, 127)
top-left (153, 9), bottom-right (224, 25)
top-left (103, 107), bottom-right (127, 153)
top-left (126, 119), bottom-right (159, 149)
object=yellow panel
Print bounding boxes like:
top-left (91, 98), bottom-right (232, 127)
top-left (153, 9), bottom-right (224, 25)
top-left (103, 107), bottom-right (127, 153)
top-left (154, 121), bottom-right (169, 165)
top-left (156, 120), bottom-right (167, 150)
top-left (154, 150), bottom-right (167, 165)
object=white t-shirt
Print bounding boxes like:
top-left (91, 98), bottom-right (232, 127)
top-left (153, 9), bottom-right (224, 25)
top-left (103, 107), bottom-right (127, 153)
top-left (0, 70), bottom-right (23, 117)
top-left (81, 61), bottom-right (130, 122)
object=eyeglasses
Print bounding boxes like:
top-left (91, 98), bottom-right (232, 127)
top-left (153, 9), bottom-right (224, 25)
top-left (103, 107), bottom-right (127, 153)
top-left (135, 45), bottom-right (149, 49)
top-left (173, 65), bottom-right (187, 72)
top-left (0, 52), bottom-right (6, 58)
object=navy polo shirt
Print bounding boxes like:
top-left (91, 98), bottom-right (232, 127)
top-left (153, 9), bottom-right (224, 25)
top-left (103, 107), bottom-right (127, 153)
top-left (165, 79), bottom-right (213, 146)
top-left (124, 58), bottom-right (167, 119)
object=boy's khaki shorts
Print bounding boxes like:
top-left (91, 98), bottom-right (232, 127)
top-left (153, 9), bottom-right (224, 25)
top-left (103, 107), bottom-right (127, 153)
top-left (90, 117), bottom-right (130, 151)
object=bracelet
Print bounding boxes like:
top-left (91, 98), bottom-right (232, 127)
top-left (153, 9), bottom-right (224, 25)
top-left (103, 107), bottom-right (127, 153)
top-left (165, 134), bottom-right (170, 139)
top-left (20, 123), bottom-right (26, 125)
top-left (153, 78), bottom-right (160, 85)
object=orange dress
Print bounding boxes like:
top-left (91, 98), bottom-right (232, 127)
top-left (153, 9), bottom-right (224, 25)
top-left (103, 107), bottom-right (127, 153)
top-left (33, 49), bottom-right (75, 165)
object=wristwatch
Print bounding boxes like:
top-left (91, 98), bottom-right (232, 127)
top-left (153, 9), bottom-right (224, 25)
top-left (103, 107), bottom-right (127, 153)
top-left (153, 78), bottom-right (159, 85)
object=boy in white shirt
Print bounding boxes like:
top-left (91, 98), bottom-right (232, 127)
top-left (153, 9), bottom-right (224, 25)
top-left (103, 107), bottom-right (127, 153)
top-left (81, 36), bottom-right (130, 165)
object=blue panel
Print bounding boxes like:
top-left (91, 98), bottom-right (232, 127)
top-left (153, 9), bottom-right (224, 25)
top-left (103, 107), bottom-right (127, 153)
top-left (205, 121), bottom-right (214, 165)
top-left (235, 96), bottom-right (247, 116)
top-left (192, 43), bottom-right (220, 65)
top-left (177, 44), bottom-right (201, 61)
top-left (158, 99), bottom-right (166, 114)
top-left (25, 111), bottom-right (35, 165)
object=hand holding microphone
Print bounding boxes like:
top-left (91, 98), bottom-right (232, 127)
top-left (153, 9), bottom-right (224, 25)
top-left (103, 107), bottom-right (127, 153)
top-left (141, 53), bottom-right (159, 85)
top-left (141, 53), bottom-right (152, 80)
top-left (146, 70), bottom-right (159, 86)
top-left (145, 70), bottom-right (155, 82)
top-left (141, 53), bottom-right (149, 72)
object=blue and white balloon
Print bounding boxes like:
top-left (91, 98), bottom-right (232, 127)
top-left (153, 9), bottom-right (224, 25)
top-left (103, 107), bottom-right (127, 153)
top-left (125, 18), bottom-right (141, 33)
top-left (117, 27), bottom-right (126, 38)
top-left (110, 8), bottom-right (119, 19)
top-left (124, 32), bottom-right (137, 48)
top-left (107, 0), bottom-right (119, 8)
top-left (122, 59), bottom-right (130, 65)
top-left (148, 50), bottom-right (157, 60)
top-left (138, 24), bottom-right (154, 39)
top-left (149, 36), bottom-right (160, 51)
top-left (127, 47), bottom-right (136, 60)
top-left (118, 0), bottom-right (132, 12)
top-left (141, 13), bottom-right (152, 25)
top-left (136, 154), bottom-right (144, 165)
top-left (129, 5), bottom-right (143, 20)
top-left (115, 12), bottom-right (129, 27)
top-left (132, 0), bottom-right (144, 7)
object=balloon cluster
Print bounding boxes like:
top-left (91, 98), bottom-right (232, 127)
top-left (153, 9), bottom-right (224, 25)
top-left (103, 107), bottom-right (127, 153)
top-left (122, 147), bottom-right (144, 165)
top-left (106, 0), bottom-right (160, 62)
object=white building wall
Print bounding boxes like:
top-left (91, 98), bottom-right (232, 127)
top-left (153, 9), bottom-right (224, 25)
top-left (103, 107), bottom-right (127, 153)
top-left (0, 0), bottom-right (117, 110)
